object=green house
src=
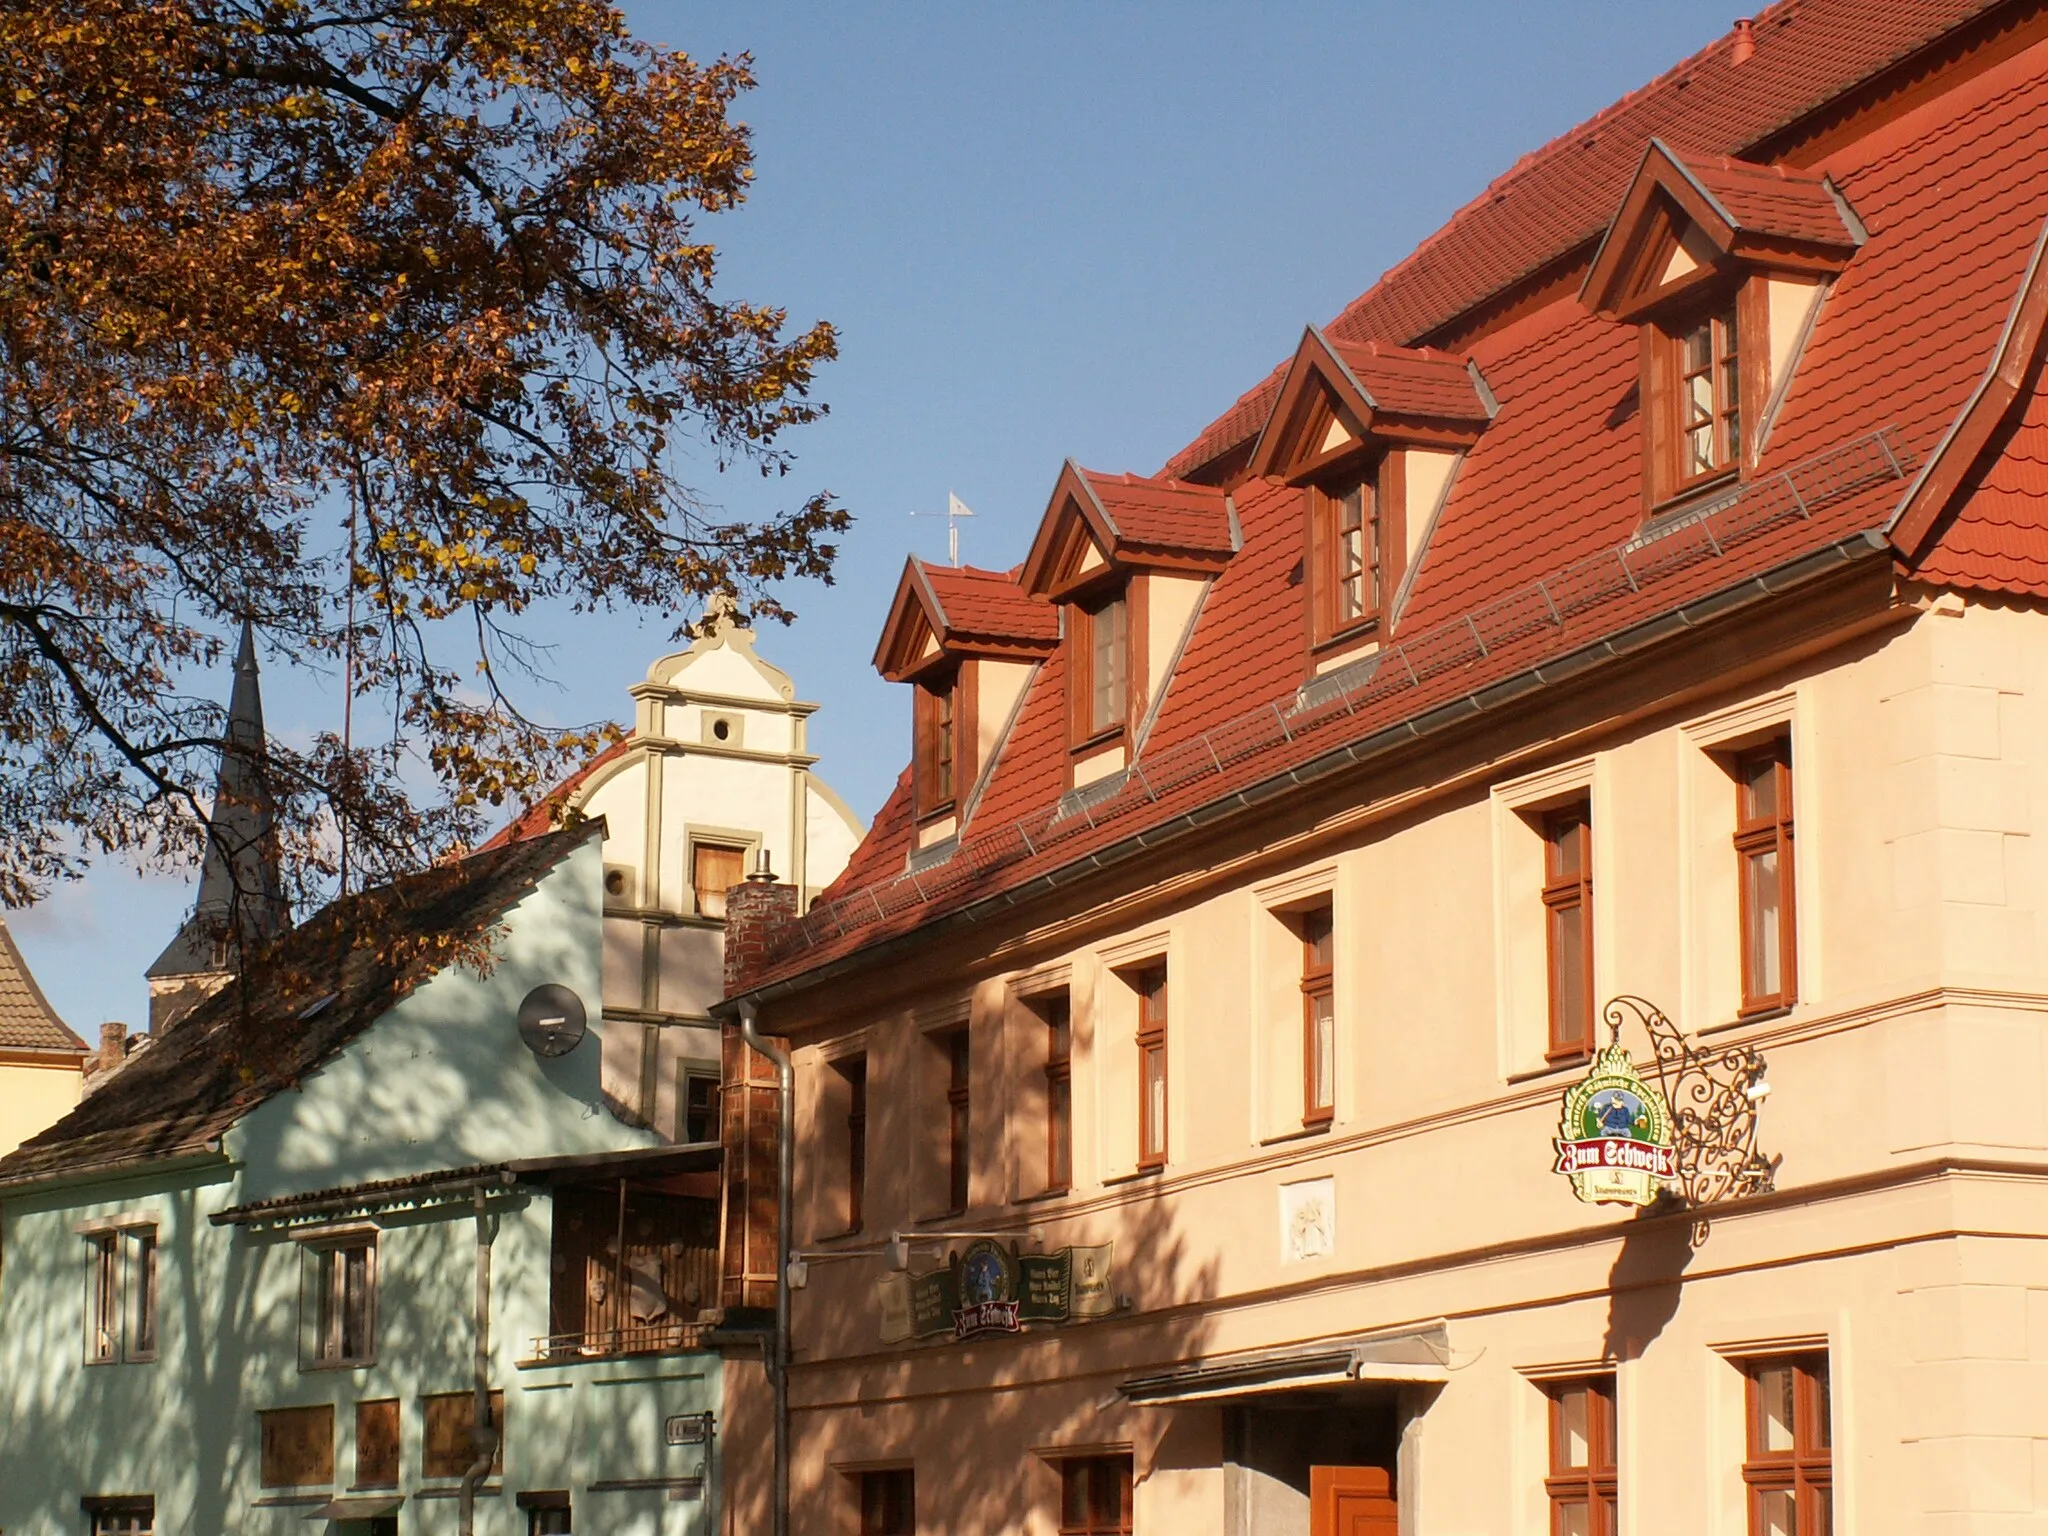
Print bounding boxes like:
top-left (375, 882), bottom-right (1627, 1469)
top-left (0, 827), bottom-right (728, 1535)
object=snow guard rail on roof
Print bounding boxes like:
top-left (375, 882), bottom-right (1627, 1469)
top-left (776, 427), bottom-right (1912, 964)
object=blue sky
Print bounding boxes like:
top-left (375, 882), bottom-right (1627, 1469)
top-left (12, 4), bottom-right (1739, 1033)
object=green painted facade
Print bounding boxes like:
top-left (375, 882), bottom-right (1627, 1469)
top-left (0, 837), bottom-right (725, 1534)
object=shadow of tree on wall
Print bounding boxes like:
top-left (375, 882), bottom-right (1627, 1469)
top-left (766, 1179), bottom-right (1225, 1535)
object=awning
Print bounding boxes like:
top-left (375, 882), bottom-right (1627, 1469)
top-left (304, 1495), bottom-right (403, 1521)
top-left (1119, 1324), bottom-right (1450, 1405)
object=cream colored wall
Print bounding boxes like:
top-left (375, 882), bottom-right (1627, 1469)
top-left (772, 596), bottom-right (2048, 1533)
top-left (0, 1058), bottom-right (82, 1156)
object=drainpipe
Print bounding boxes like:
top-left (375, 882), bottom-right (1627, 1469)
top-left (459, 1188), bottom-right (499, 1536)
top-left (737, 996), bottom-right (792, 1536)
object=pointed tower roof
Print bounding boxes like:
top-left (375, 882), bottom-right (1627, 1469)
top-left (147, 621), bottom-right (289, 980)
top-left (0, 916), bottom-right (87, 1055)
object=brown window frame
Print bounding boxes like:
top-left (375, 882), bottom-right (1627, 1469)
top-left (1044, 994), bottom-right (1073, 1194)
top-left (522, 1496), bottom-right (573, 1536)
top-left (85, 1225), bottom-right (157, 1365)
top-left (1545, 1375), bottom-right (1618, 1536)
top-left (1135, 965), bottom-right (1169, 1170)
top-left (1059, 1454), bottom-right (1135, 1535)
top-left (302, 1234), bottom-right (378, 1370)
top-left (842, 1053), bottom-right (869, 1234)
top-left (944, 1028), bottom-right (971, 1214)
top-left (82, 1497), bottom-right (156, 1536)
top-left (1300, 905), bottom-right (1336, 1127)
top-left (1735, 739), bottom-right (1797, 1016)
top-left (679, 1068), bottom-right (720, 1145)
top-left (1310, 472), bottom-right (1380, 646)
top-left (1742, 1353), bottom-right (1831, 1536)
top-left (690, 841), bottom-right (749, 922)
top-left (915, 672), bottom-right (960, 817)
top-left (859, 1467), bottom-right (916, 1536)
top-left (1645, 285), bottom-right (1763, 512)
top-left (1070, 589), bottom-right (1131, 750)
top-left (1543, 802), bottom-right (1595, 1064)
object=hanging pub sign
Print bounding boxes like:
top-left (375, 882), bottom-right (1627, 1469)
top-left (1553, 1041), bottom-right (1679, 1207)
top-left (877, 1240), bottom-right (1115, 1344)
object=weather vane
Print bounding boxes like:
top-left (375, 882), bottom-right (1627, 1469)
top-left (910, 491), bottom-right (975, 566)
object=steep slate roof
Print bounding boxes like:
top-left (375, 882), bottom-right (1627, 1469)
top-left (1163, 0), bottom-right (2017, 480)
top-left (735, 3), bottom-right (2048, 996)
top-left (0, 918), bottom-right (86, 1056)
top-left (0, 829), bottom-right (588, 1188)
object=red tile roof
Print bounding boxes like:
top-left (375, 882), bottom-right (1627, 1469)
top-left (1081, 470), bottom-right (1237, 556)
top-left (1329, 340), bottom-right (1494, 423)
top-left (737, 5), bottom-right (2048, 996)
top-left (1163, 0), bottom-right (2013, 480)
top-left (477, 737), bottom-right (633, 850)
top-left (1687, 154), bottom-right (1861, 246)
top-left (0, 917), bottom-right (85, 1055)
top-left (1917, 366), bottom-right (2048, 592)
top-left (920, 563), bottom-right (1058, 645)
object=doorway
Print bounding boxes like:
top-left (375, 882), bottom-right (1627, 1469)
top-left (1310, 1464), bottom-right (1397, 1536)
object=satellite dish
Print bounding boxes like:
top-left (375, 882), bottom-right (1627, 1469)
top-left (516, 984), bottom-right (588, 1058)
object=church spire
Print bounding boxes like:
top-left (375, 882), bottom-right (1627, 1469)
top-left (145, 619), bottom-right (289, 1029)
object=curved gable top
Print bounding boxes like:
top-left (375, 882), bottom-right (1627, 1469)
top-left (1020, 461), bottom-right (1236, 599)
top-left (873, 557), bottom-right (1056, 682)
top-left (1580, 140), bottom-right (1864, 322)
top-left (1248, 327), bottom-right (1495, 482)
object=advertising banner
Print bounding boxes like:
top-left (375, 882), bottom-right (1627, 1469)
top-left (877, 1240), bottom-right (1114, 1343)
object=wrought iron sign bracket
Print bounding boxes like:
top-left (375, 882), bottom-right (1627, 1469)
top-left (1604, 995), bottom-right (1779, 1243)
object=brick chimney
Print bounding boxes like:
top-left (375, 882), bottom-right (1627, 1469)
top-left (81, 1021), bottom-right (132, 1095)
top-left (721, 852), bottom-right (799, 995)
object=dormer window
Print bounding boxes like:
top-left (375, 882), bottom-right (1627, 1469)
top-left (915, 674), bottom-right (958, 816)
top-left (1075, 590), bottom-right (1129, 743)
top-left (1673, 300), bottom-right (1742, 489)
top-left (1580, 142), bottom-right (1863, 515)
top-left (1312, 473), bottom-right (1378, 643)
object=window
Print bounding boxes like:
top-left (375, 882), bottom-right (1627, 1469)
top-left (1544, 803), bottom-right (1594, 1062)
top-left (302, 1236), bottom-right (376, 1368)
top-left (679, 1069), bottom-right (720, 1144)
top-left (691, 842), bottom-right (748, 921)
top-left (1313, 475), bottom-right (1378, 642)
top-left (1044, 995), bottom-right (1073, 1193)
top-left (1676, 303), bottom-right (1742, 487)
top-left (1060, 1455), bottom-right (1134, 1534)
top-left (259, 1404), bottom-right (335, 1488)
top-left (1545, 1376), bottom-right (1617, 1536)
top-left (520, 1493), bottom-right (573, 1535)
top-left (842, 1054), bottom-right (869, 1234)
top-left (423, 1391), bottom-right (505, 1479)
top-left (82, 1497), bottom-right (154, 1535)
top-left (944, 1028), bottom-right (971, 1213)
top-left (916, 677), bottom-right (958, 814)
top-left (1300, 906), bottom-right (1335, 1125)
top-left (1735, 740), bottom-right (1796, 1014)
top-left (1074, 592), bottom-right (1129, 742)
top-left (1135, 966), bottom-right (1169, 1170)
top-left (860, 1468), bottom-right (916, 1536)
top-left (356, 1399), bottom-right (400, 1489)
top-left (84, 1225), bottom-right (156, 1364)
top-left (1745, 1354), bottom-right (1831, 1536)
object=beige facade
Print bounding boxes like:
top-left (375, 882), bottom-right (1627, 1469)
top-left (733, 576), bottom-right (2048, 1534)
top-left (0, 916), bottom-right (85, 1156)
top-left (714, 7), bottom-right (2048, 1532)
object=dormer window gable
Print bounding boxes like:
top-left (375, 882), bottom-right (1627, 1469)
top-left (1020, 463), bottom-right (1233, 778)
top-left (1580, 142), bottom-right (1865, 513)
top-left (1249, 328), bottom-right (1494, 661)
top-left (1019, 461), bottom-right (1236, 603)
top-left (874, 557), bottom-right (1056, 836)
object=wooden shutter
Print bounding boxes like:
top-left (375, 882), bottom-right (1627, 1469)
top-left (720, 1021), bottom-right (787, 1311)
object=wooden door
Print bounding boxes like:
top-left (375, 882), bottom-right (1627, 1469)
top-left (1310, 1465), bottom-right (1398, 1536)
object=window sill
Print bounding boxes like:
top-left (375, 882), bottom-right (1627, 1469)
top-left (251, 1493), bottom-right (334, 1508)
top-left (914, 1209), bottom-right (969, 1226)
top-left (1067, 726), bottom-right (1127, 758)
top-left (300, 1357), bottom-right (375, 1373)
top-left (1506, 1056), bottom-right (1591, 1086)
top-left (1704, 1003), bottom-right (1793, 1035)
top-left (1103, 1164), bottom-right (1165, 1188)
top-left (1308, 621), bottom-right (1380, 659)
top-left (1016, 1186), bottom-right (1073, 1205)
top-left (814, 1227), bottom-right (868, 1245)
top-left (1645, 470), bottom-right (1740, 527)
top-left (1260, 1122), bottom-right (1332, 1147)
